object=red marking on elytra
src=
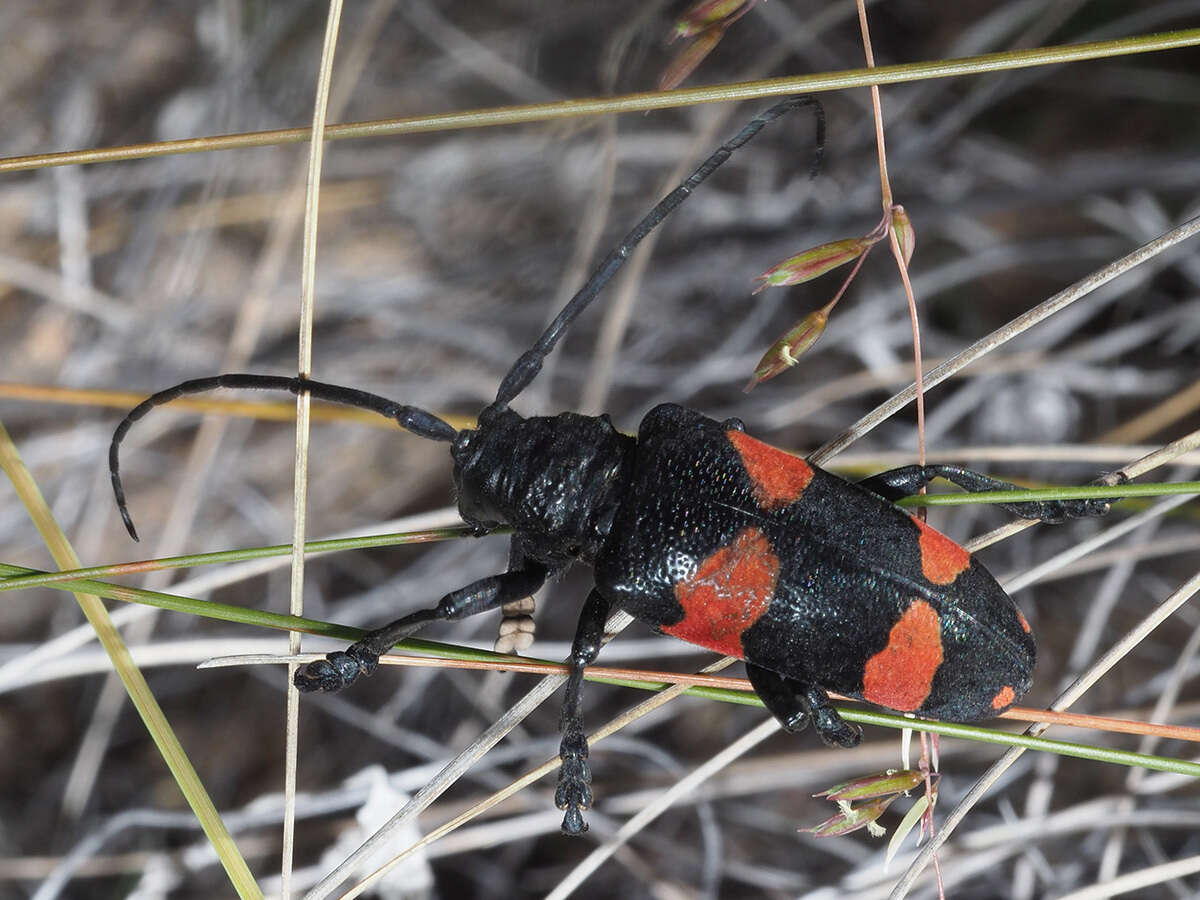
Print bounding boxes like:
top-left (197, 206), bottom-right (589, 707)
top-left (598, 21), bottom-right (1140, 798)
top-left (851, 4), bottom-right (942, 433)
top-left (909, 515), bottom-right (971, 585)
top-left (991, 685), bottom-right (1016, 710)
top-left (726, 430), bottom-right (814, 511)
top-left (861, 599), bottom-right (943, 712)
top-left (1017, 610), bottom-right (1032, 634)
top-left (663, 526), bottom-right (779, 658)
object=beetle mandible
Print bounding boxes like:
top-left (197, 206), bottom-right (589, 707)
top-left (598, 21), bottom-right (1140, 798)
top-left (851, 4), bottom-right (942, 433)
top-left (109, 97), bottom-right (1113, 835)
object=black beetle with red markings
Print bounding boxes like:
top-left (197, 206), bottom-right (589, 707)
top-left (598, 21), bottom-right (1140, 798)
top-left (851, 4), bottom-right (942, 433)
top-left (108, 97), bottom-right (1114, 835)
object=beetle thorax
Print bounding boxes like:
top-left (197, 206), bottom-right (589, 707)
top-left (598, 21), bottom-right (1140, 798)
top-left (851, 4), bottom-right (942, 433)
top-left (451, 408), bottom-right (635, 567)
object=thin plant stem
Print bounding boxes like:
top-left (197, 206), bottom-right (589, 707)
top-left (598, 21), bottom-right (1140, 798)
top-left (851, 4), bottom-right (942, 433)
top-left (2, 30), bottom-right (1197, 174)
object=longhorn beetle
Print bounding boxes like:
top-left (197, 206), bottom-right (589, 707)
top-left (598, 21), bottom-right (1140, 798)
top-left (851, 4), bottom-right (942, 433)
top-left (109, 97), bottom-right (1115, 835)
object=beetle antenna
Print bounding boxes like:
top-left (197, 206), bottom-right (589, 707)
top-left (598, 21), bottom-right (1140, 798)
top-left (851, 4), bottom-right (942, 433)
top-left (109, 373), bottom-right (456, 541)
top-left (490, 94), bottom-right (824, 411)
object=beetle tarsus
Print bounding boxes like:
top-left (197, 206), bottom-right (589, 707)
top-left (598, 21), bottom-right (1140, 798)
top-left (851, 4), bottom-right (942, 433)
top-left (294, 646), bottom-right (378, 693)
top-left (812, 709), bottom-right (863, 749)
top-left (556, 727), bottom-right (593, 835)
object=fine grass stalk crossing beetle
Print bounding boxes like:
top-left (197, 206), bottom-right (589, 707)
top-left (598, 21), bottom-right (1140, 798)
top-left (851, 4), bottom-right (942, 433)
top-left (109, 97), bottom-right (1115, 836)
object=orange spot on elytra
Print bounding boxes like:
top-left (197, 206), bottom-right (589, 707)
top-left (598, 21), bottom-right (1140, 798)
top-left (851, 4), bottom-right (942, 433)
top-left (991, 685), bottom-right (1016, 710)
top-left (1017, 610), bottom-right (1031, 633)
top-left (727, 430), bottom-right (814, 510)
top-left (910, 515), bottom-right (971, 585)
top-left (663, 527), bottom-right (779, 658)
top-left (862, 599), bottom-right (943, 712)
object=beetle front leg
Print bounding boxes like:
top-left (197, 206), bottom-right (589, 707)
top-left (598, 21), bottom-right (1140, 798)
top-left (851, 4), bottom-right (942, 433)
top-left (859, 464), bottom-right (1120, 523)
top-left (746, 664), bottom-right (861, 747)
top-left (555, 588), bottom-right (612, 835)
top-left (294, 562), bottom-right (548, 693)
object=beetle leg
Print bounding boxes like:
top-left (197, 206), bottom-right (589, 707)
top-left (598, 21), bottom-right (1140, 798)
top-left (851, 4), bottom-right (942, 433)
top-left (800, 683), bottom-right (863, 748)
top-left (294, 561), bottom-right (548, 693)
top-left (745, 665), bottom-right (861, 746)
top-left (745, 664), bottom-right (810, 732)
top-left (555, 588), bottom-right (612, 835)
top-left (859, 464), bottom-right (1121, 523)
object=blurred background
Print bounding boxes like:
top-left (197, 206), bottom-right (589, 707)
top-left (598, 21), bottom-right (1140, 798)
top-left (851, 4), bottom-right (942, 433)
top-left (1, 1), bottom-right (1199, 897)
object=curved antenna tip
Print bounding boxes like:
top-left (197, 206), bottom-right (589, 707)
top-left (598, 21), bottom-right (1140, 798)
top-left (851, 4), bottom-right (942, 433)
top-left (118, 502), bottom-right (140, 543)
top-left (110, 465), bottom-right (141, 542)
